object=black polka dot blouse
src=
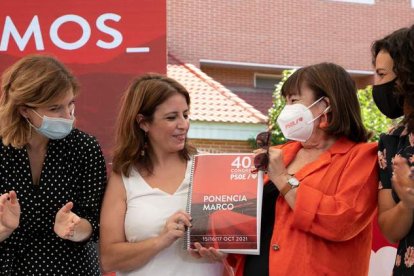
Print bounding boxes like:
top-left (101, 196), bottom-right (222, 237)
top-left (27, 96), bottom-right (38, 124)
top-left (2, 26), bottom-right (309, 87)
top-left (0, 128), bottom-right (107, 275)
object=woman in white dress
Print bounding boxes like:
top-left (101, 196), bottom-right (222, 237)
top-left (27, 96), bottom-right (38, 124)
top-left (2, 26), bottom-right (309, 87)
top-left (99, 74), bottom-right (224, 276)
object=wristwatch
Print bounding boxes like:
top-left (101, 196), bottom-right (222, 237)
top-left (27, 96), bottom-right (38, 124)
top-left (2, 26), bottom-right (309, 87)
top-left (280, 174), bottom-right (300, 196)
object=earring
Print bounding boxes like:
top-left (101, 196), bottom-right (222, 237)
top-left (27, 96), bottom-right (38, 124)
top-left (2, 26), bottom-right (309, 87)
top-left (140, 131), bottom-right (148, 157)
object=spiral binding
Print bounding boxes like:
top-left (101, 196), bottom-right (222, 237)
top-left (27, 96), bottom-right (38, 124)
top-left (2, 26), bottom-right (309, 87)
top-left (184, 155), bottom-right (198, 250)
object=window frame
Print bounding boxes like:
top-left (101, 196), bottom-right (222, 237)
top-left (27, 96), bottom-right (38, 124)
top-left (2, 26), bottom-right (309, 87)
top-left (254, 73), bottom-right (282, 90)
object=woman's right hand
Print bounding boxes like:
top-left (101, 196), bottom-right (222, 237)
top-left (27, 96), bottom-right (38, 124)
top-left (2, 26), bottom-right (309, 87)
top-left (0, 191), bottom-right (20, 239)
top-left (267, 148), bottom-right (291, 189)
top-left (157, 210), bottom-right (192, 249)
top-left (392, 156), bottom-right (414, 209)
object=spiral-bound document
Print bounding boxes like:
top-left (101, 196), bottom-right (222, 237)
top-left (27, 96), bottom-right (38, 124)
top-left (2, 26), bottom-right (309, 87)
top-left (184, 153), bottom-right (263, 255)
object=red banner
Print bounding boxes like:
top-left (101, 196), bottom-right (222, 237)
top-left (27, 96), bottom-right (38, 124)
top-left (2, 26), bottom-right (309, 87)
top-left (0, 0), bottom-right (166, 158)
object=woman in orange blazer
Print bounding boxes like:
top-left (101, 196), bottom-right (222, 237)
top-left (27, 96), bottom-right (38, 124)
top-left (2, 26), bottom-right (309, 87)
top-left (228, 63), bottom-right (378, 276)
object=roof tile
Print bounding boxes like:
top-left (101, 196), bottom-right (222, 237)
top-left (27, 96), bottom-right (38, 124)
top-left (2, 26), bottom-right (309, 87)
top-left (167, 63), bottom-right (268, 124)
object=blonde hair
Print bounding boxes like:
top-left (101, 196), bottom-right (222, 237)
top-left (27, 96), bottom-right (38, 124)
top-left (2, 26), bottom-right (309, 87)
top-left (0, 55), bottom-right (79, 148)
top-left (112, 74), bottom-right (196, 176)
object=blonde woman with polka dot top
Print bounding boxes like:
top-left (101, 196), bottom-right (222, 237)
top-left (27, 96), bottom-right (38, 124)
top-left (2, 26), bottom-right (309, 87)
top-left (0, 55), bottom-right (107, 275)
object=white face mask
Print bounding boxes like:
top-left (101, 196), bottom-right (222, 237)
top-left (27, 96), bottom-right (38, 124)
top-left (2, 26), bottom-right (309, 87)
top-left (276, 97), bottom-right (330, 142)
top-left (29, 109), bottom-right (75, 140)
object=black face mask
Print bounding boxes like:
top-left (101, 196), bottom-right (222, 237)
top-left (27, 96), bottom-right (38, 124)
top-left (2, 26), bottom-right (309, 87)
top-left (372, 78), bottom-right (404, 119)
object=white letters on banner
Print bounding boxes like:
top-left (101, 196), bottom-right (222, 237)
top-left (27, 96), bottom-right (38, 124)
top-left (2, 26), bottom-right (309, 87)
top-left (0, 15), bottom-right (44, 50)
top-left (0, 13), bottom-right (123, 51)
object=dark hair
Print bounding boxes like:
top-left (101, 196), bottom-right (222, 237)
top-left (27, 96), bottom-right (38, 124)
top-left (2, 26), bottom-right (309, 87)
top-left (281, 62), bottom-right (370, 142)
top-left (371, 25), bottom-right (414, 131)
top-left (112, 73), bottom-right (196, 176)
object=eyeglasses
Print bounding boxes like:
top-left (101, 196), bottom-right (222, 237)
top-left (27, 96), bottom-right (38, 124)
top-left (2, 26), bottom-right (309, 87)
top-left (252, 131), bottom-right (271, 174)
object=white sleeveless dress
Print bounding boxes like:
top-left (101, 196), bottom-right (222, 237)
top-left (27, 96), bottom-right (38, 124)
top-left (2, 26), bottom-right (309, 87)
top-left (118, 160), bottom-right (223, 276)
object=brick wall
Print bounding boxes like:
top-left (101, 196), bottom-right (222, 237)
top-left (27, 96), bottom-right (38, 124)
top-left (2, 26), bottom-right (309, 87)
top-left (190, 139), bottom-right (254, 153)
top-left (168, 0), bottom-right (414, 72)
top-left (202, 66), bottom-right (373, 89)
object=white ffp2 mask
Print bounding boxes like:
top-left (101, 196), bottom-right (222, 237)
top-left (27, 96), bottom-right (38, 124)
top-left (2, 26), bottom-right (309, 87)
top-left (276, 97), bottom-right (329, 142)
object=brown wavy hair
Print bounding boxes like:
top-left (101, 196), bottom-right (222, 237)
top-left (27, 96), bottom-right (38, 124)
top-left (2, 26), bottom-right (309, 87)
top-left (112, 74), bottom-right (196, 176)
top-left (0, 55), bottom-right (79, 148)
top-left (371, 25), bottom-right (414, 132)
top-left (281, 62), bottom-right (370, 143)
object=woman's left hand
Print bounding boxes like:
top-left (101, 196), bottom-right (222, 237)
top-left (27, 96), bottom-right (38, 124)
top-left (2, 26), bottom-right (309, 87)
top-left (189, 242), bottom-right (227, 262)
top-left (54, 202), bottom-right (81, 240)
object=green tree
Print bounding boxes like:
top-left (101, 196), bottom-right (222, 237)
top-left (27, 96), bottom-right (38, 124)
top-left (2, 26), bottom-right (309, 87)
top-left (265, 70), bottom-right (394, 146)
top-left (267, 69), bottom-right (295, 145)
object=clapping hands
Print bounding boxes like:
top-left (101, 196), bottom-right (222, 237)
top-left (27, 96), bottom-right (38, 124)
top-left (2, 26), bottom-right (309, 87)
top-left (54, 202), bottom-right (81, 240)
top-left (0, 191), bottom-right (20, 241)
top-left (392, 156), bottom-right (414, 209)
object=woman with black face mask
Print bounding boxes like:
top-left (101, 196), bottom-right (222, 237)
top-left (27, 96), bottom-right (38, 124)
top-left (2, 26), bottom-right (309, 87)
top-left (373, 25), bottom-right (414, 275)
